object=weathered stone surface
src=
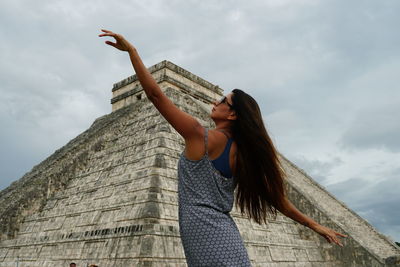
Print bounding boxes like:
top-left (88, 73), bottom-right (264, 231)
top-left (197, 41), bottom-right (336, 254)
top-left (0, 60), bottom-right (399, 266)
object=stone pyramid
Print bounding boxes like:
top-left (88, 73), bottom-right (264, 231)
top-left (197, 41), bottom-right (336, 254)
top-left (0, 60), bottom-right (399, 267)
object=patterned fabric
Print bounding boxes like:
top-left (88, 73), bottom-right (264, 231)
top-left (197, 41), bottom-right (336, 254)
top-left (178, 127), bottom-right (252, 267)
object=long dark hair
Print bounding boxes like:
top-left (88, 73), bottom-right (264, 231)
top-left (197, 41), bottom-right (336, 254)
top-left (230, 89), bottom-right (286, 224)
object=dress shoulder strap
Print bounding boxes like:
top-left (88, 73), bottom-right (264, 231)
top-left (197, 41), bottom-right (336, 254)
top-left (204, 127), bottom-right (209, 156)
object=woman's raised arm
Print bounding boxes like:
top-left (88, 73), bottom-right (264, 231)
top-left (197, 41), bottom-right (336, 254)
top-left (98, 29), bottom-right (203, 140)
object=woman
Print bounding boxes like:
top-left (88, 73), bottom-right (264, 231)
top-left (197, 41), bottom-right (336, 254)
top-left (99, 29), bottom-right (347, 266)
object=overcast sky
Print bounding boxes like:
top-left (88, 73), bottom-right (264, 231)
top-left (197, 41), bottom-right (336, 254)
top-left (1, 0), bottom-right (399, 243)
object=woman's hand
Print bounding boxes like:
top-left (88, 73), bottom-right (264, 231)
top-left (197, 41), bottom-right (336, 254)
top-left (312, 224), bottom-right (347, 247)
top-left (98, 29), bottom-right (135, 52)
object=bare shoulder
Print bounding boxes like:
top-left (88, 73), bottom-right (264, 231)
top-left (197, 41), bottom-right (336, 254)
top-left (208, 129), bottom-right (238, 161)
top-left (183, 127), bottom-right (219, 160)
top-left (183, 127), bottom-right (237, 163)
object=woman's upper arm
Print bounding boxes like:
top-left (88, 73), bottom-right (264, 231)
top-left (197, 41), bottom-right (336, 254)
top-left (149, 92), bottom-right (203, 140)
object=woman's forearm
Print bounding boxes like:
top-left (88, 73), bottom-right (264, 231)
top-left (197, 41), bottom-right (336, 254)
top-left (280, 198), bottom-right (319, 230)
top-left (127, 47), bottom-right (163, 100)
top-left (279, 198), bottom-right (347, 246)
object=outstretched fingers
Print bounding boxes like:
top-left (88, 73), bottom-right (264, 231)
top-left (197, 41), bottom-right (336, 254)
top-left (336, 231), bottom-right (348, 238)
top-left (315, 225), bottom-right (347, 247)
top-left (325, 235), bottom-right (340, 246)
top-left (98, 29), bottom-right (133, 52)
top-left (105, 41), bottom-right (117, 47)
top-left (98, 29), bottom-right (116, 38)
top-left (99, 29), bottom-right (118, 47)
top-left (330, 231), bottom-right (347, 246)
top-left (333, 237), bottom-right (343, 247)
top-left (336, 231), bottom-right (347, 246)
top-left (100, 29), bottom-right (114, 35)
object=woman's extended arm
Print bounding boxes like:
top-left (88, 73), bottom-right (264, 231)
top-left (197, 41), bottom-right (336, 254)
top-left (98, 29), bottom-right (162, 99)
top-left (279, 197), bottom-right (347, 246)
top-left (98, 29), bottom-right (203, 139)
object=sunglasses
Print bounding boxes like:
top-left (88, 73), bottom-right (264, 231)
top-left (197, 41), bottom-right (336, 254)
top-left (216, 96), bottom-right (234, 109)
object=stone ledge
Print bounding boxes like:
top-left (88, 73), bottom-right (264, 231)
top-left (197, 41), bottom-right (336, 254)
top-left (111, 77), bottom-right (216, 107)
top-left (112, 60), bottom-right (222, 94)
top-left (0, 223), bottom-right (180, 249)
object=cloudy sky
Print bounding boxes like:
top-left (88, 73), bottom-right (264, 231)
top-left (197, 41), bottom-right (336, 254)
top-left (1, 0), bottom-right (399, 242)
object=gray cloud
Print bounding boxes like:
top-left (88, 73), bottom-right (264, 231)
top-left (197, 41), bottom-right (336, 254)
top-left (287, 155), bottom-right (344, 184)
top-left (339, 103), bottom-right (400, 152)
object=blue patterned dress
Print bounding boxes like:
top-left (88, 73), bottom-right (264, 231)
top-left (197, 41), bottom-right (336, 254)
top-left (177, 127), bottom-right (252, 266)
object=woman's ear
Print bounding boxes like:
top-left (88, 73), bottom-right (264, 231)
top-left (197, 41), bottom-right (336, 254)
top-left (228, 111), bottom-right (237, 121)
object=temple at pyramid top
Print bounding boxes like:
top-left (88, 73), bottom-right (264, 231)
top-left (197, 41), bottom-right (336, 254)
top-left (111, 60), bottom-right (223, 112)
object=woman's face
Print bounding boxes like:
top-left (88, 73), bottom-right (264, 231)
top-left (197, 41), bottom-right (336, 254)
top-left (211, 92), bottom-right (235, 120)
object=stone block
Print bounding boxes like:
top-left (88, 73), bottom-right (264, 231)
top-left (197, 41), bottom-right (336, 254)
top-left (81, 240), bottom-right (105, 259)
top-left (294, 248), bottom-right (309, 261)
top-left (307, 248), bottom-right (324, 261)
top-left (38, 245), bottom-right (57, 260)
top-left (269, 247), bottom-right (297, 262)
top-left (151, 235), bottom-right (185, 258)
top-left (248, 245), bottom-right (272, 261)
top-left (43, 216), bottom-right (65, 231)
